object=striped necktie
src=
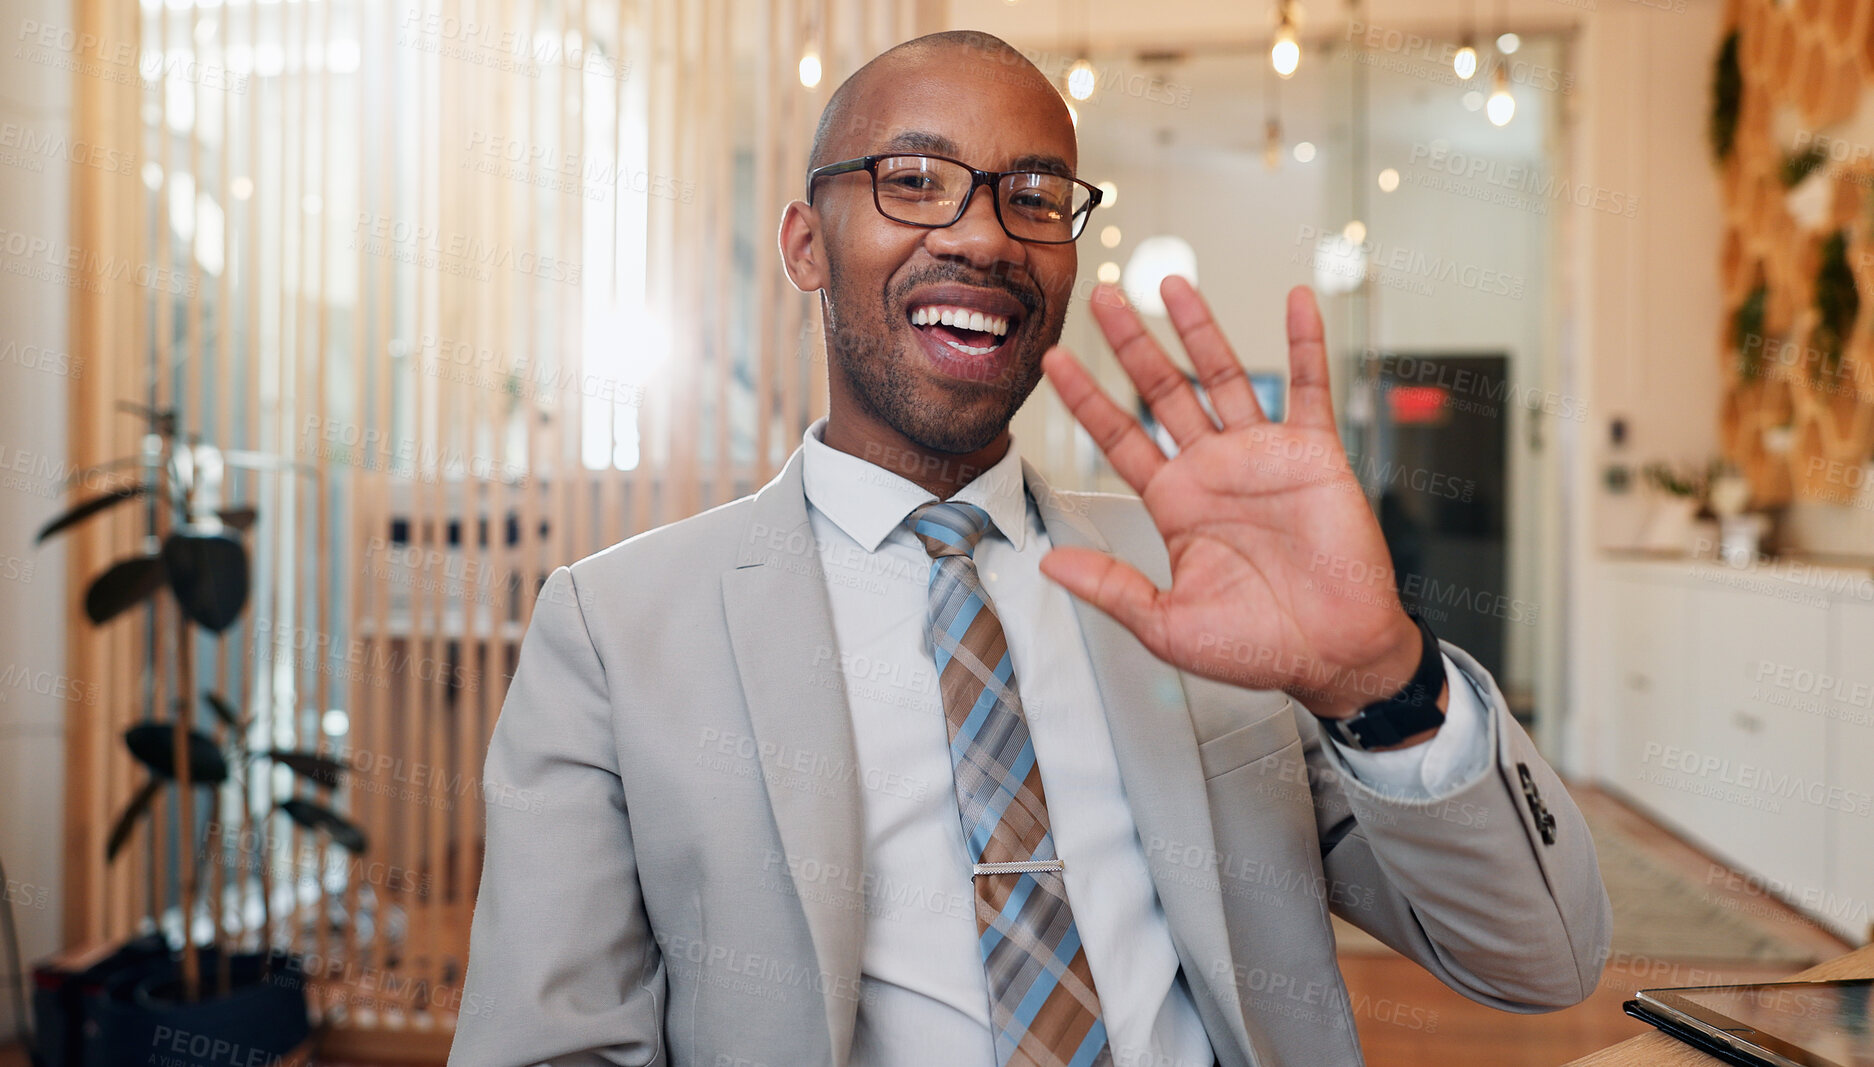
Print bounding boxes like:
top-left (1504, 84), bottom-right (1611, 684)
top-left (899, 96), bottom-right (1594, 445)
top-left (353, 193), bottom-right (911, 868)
top-left (906, 499), bottom-right (1111, 1067)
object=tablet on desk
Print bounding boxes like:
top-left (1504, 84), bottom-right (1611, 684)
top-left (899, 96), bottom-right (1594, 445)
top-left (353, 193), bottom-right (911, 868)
top-left (1625, 979), bottom-right (1873, 1067)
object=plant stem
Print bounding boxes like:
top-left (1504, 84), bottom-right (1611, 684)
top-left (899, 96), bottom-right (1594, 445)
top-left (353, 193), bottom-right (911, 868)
top-left (142, 434), bottom-right (163, 933)
top-left (175, 596), bottom-right (200, 1002)
top-left (257, 787), bottom-right (274, 970)
top-left (211, 810), bottom-right (231, 996)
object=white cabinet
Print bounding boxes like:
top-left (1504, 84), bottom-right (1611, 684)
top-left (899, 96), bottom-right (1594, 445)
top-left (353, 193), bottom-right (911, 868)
top-left (1825, 603), bottom-right (1874, 943)
top-left (1606, 569), bottom-right (1695, 826)
top-left (1600, 559), bottom-right (1865, 942)
top-left (1684, 584), bottom-right (1829, 901)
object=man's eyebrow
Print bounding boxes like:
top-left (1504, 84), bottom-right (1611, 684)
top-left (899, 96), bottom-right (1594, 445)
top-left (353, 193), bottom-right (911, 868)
top-left (878, 130), bottom-right (960, 156)
top-left (1009, 153), bottom-right (1073, 177)
top-left (873, 132), bottom-right (1075, 177)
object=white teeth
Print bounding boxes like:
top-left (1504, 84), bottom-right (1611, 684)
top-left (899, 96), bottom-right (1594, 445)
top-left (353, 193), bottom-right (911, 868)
top-left (909, 304), bottom-right (1014, 338)
top-left (943, 337), bottom-right (997, 356)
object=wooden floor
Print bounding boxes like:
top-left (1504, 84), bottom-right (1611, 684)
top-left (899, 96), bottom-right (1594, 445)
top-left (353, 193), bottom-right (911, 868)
top-left (5, 789), bottom-right (1854, 1067)
top-left (0, 1042), bottom-right (375, 1067)
top-left (1338, 946), bottom-right (1802, 1065)
top-left (1341, 786), bottom-right (1854, 1066)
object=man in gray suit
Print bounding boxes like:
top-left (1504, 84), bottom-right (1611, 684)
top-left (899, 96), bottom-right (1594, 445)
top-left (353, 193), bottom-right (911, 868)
top-left (450, 29), bottom-right (1610, 1067)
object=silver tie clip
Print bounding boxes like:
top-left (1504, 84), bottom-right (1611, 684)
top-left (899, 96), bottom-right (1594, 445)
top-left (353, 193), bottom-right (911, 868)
top-left (971, 859), bottom-right (1065, 877)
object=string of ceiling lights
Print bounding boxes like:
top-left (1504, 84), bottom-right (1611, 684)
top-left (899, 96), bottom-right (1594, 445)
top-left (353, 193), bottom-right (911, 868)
top-left (1265, 0), bottom-right (1518, 128)
top-left (791, 0), bottom-right (1523, 133)
top-left (779, 1), bottom-right (1527, 318)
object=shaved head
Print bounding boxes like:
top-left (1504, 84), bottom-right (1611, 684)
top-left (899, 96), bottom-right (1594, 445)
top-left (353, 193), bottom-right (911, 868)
top-left (809, 31), bottom-right (1065, 174)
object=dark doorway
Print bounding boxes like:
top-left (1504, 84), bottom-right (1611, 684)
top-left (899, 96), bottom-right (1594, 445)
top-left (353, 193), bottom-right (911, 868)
top-left (1353, 353), bottom-right (1511, 683)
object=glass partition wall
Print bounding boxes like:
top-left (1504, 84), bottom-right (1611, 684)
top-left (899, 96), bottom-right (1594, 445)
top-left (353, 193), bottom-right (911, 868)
top-left (1053, 32), bottom-right (1571, 742)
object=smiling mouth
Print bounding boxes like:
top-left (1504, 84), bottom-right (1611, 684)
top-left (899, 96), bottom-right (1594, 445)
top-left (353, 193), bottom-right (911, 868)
top-left (907, 303), bottom-right (1016, 357)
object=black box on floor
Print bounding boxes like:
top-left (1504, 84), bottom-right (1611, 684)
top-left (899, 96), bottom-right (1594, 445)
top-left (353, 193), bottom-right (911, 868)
top-left (29, 934), bottom-right (167, 1067)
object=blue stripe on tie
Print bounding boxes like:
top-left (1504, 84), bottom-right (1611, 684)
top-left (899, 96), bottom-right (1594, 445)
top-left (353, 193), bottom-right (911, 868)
top-left (968, 735), bottom-right (1036, 858)
top-left (951, 651), bottom-right (1021, 817)
top-left (1009, 917), bottom-right (1079, 1030)
top-left (916, 516), bottom-right (973, 553)
top-left (1066, 1019), bottom-right (1109, 1067)
top-left (944, 590), bottom-right (983, 648)
top-left (951, 649), bottom-right (1008, 755)
top-left (934, 591), bottom-right (984, 683)
top-left (977, 869), bottom-right (1040, 960)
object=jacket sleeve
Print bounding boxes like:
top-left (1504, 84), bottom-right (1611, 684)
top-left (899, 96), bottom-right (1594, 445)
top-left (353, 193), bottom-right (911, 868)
top-left (448, 566), bottom-right (668, 1067)
top-left (1306, 640), bottom-right (1614, 1011)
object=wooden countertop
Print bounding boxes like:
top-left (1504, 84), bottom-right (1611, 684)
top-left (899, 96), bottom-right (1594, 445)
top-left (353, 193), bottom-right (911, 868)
top-left (1564, 943), bottom-right (1874, 1065)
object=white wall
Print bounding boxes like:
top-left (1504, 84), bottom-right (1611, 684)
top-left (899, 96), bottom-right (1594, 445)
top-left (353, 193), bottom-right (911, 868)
top-left (0, 0), bottom-right (73, 1042)
top-left (1563, 1), bottom-right (1726, 774)
top-left (1054, 40), bottom-right (1563, 700)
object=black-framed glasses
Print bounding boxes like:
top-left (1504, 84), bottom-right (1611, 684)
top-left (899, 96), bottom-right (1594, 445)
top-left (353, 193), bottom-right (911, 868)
top-left (806, 152), bottom-right (1103, 244)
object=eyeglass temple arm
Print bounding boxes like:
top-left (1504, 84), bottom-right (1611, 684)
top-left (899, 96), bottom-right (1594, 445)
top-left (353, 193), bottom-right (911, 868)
top-left (805, 157), bottom-right (870, 203)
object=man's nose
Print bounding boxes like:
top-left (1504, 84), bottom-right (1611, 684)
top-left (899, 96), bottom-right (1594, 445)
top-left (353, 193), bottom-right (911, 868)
top-left (922, 183), bottom-right (1024, 269)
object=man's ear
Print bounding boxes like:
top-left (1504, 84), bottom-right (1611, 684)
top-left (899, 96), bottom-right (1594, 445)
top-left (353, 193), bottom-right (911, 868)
top-left (778, 200), bottom-right (827, 294)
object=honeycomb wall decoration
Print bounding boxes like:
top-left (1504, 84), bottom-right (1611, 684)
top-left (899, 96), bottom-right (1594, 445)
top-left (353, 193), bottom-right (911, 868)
top-left (1718, 0), bottom-right (1874, 506)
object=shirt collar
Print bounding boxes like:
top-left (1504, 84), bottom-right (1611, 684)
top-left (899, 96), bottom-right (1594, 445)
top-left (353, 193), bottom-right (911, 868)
top-left (800, 415), bottom-right (1030, 554)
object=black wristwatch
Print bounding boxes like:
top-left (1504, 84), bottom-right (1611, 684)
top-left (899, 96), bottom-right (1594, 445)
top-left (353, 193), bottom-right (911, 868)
top-left (1320, 612), bottom-right (1447, 751)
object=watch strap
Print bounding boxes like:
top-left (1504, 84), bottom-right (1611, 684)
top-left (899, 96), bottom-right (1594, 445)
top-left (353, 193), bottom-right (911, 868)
top-left (1322, 612), bottom-right (1447, 751)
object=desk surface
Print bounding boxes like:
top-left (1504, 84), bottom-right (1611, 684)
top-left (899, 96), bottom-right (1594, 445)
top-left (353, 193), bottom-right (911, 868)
top-left (1564, 943), bottom-right (1874, 1065)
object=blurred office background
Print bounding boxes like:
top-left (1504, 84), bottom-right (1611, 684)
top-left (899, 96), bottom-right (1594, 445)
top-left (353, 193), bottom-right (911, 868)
top-left (2, 0), bottom-right (1869, 1063)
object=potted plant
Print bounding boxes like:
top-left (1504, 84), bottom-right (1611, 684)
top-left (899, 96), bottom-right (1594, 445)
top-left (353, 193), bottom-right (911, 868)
top-left (1637, 459), bottom-right (1718, 554)
top-left (1706, 463), bottom-right (1767, 567)
top-left (28, 403), bottom-right (369, 1067)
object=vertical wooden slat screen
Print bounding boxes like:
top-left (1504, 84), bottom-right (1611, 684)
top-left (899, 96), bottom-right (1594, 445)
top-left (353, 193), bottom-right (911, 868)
top-left (63, 0), bottom-right (948, 1052)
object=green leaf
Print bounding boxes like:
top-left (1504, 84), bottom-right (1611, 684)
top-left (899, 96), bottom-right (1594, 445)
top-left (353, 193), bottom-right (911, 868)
top-left (1733, 282), bottom-right (1769, 380)
top-left (83, 555), bottom-right (165, 626)
top-left (264, 749), bottom-right (347, 789)
top-left (1812, 228), bottom-right (1859, 380)
top-left (161, 530), bottom-right (250, 633)
top-left (217, 506), bottom-right (258, 532)
top-left (106, 779), bottom-right (162, 861)
top-left (202, 691), bottom-right (244, 731)
top-left (1711, 31), bottom-right (1742, 164)
top-left (35, 483), bottom-right (150, 544)
top-left (114, 401), bottom-right (177, 437)
top-left (277, 798), bottom-right (368, 854)
top-left (124, 723), bottom-right (229, 784)
top-left (1779, 145), bottom-right (1828, 188)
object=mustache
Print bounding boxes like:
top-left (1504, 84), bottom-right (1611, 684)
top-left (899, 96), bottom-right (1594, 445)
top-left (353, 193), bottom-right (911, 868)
top-left (890, 266), bottom-right (1043, 316)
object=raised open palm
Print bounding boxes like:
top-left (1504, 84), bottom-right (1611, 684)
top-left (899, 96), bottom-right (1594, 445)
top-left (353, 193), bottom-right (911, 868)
top-left (1038, 278), bottom-right (1424, 719)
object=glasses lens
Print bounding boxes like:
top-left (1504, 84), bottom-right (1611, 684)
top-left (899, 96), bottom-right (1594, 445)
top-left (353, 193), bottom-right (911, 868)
top-left (872, 156), bottom-right (973, 226)
top-left (998, 173), bottom-right (1094, 242)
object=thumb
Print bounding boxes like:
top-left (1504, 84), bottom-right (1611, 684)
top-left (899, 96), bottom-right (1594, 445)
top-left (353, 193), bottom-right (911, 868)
top-left (1038, 546), bottom-right (1168, 656)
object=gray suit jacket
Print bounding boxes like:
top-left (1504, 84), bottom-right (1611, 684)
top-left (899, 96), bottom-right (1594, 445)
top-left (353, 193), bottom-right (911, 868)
top-left (448, 445), bottom-right (1612, 1067)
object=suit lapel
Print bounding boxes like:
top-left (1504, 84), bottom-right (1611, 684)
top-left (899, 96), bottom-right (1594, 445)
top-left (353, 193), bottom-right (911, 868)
top-left (1024, 459), bottom-right (1257, 1067)
top-left (721, 447), bottom-right (866, 1065)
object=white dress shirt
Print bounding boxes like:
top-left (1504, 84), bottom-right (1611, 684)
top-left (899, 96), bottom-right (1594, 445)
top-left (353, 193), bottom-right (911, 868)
top-left (797, 416), bottom-right (1492, 1067)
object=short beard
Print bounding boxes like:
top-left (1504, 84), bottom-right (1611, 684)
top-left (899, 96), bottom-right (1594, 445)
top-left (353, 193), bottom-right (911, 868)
top-left (822, 255), bottom-right (1062, 456)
